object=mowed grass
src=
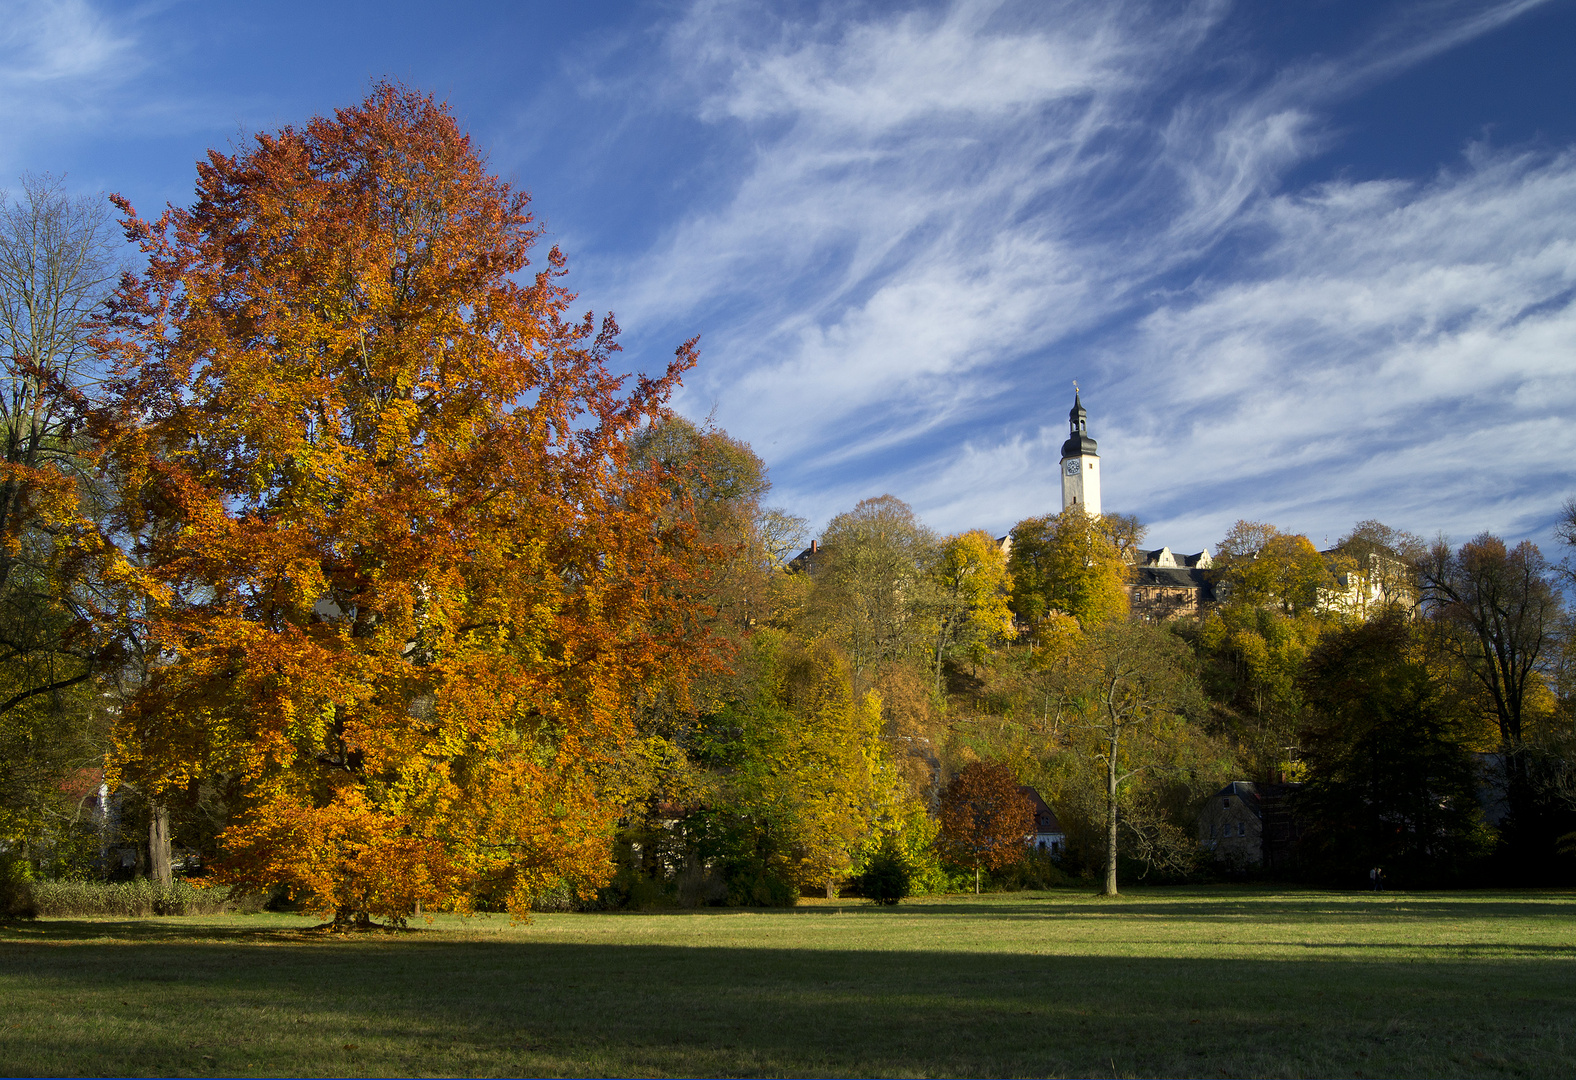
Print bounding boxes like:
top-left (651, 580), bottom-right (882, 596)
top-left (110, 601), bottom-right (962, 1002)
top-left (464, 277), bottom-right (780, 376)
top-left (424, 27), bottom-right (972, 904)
top-left (2, 888), bottom-right (1574, 1078)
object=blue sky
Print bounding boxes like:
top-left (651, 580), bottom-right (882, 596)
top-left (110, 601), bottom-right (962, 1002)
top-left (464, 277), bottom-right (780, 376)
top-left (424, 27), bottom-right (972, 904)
top-left (6, 0), bottom-right (1574, 553)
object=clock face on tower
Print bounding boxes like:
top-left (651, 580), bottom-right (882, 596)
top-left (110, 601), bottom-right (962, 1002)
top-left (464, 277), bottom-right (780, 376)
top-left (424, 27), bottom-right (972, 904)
top-left (1064, 460), bottom-right (1081, 475)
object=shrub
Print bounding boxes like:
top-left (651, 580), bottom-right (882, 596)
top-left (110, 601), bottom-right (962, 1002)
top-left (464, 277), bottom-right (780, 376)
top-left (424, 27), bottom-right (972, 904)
top-left (0, 855), bottom-right (37, 918)
top-left (24, 878), bottom-right (257, 917)
top-left (854, 846), bottom-right (912, 905)
top-left (988, 851), bottom-right (1075, 891)
top-left (721, 857), bottom-right (798, 907)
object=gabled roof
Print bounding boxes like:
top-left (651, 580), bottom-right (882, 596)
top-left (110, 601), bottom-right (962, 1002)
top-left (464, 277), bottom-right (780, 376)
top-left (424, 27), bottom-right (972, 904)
top-left (1020, 785), bottom-right (1064, 834)
top-left (1212, 780), bottom-right (1303, 821)
top-left (1133, 566), bottom-right (1215, 598)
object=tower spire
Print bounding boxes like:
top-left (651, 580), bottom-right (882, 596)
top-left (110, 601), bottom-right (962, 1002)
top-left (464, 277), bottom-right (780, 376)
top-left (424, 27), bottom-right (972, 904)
top-left (1059, 385), bottom-right (1100, 517)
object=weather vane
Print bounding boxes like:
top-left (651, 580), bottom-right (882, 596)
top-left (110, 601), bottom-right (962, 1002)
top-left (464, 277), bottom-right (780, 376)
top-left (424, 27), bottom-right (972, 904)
top-left (1073, 379), bottom-right (1079, 393)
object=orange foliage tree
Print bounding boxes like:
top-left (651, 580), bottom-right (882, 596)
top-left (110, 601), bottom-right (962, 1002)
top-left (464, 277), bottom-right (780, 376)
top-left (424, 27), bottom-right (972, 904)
top-left (93, 85), bottom-right (713, 925)
top-left (938, 761), bottom-right (1031, 894)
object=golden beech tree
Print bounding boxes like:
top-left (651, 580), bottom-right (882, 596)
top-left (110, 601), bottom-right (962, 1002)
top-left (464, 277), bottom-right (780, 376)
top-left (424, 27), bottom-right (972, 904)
top-left (92, 86), bottom-right (714, 925)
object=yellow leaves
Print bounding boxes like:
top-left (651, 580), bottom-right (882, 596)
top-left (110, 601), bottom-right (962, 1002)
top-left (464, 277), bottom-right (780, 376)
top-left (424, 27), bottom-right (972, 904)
top-left (1009, 506), bottom-right (1128, 631)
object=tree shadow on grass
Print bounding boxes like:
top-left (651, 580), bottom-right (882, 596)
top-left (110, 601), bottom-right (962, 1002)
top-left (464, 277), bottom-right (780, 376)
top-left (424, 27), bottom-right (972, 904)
top-left (3, 927), bottom-right (1574, 1078)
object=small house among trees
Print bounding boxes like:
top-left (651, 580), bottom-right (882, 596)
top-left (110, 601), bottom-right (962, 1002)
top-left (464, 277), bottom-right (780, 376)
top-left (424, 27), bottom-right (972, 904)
top-left (1197, 781), bottom-right (1303, 871)
top-left (1020, 786), bottom-right (1065, 856)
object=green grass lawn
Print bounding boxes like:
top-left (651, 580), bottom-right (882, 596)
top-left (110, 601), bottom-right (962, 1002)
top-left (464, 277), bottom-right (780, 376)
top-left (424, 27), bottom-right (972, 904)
top-left (2, 887), bottom-right (1573, 1078)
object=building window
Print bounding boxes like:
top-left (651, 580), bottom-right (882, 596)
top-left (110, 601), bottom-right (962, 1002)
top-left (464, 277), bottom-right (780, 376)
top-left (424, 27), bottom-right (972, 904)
top-left (1238, 822), bottom-right (1246, 837)
top-left (1223, 798), bottom-right (1230, 809)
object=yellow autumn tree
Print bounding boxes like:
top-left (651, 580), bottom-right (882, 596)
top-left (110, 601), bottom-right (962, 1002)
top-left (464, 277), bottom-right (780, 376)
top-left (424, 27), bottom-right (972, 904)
top-left (929, 529), bottom-right (1014, 691)
top-left (1008, 505), bottom-right (1129, 631)
top-left (774, 640), bottom-right (906, 897)
top-left (94, 86), bottom-right (715, 926)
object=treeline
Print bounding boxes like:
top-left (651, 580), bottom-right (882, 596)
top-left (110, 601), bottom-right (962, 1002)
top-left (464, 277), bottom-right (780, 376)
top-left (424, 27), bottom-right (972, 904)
top-left (2, 87), bottom-right (1573, 923)
top-left (600, 422), bottom-right (1576, 902)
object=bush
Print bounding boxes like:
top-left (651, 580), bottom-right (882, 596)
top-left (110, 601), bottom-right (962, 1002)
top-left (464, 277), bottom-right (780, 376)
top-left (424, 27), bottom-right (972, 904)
top-left (989, 851), bottom-right (1075, 891)
top-left (0, 855), bottom-right (37, 918)
top-left (853, 846), bottom-right (912, 905)
top-left (24, 878), bottom-right (259, 917)
top-left (721, 857), bottom-right (798, 907)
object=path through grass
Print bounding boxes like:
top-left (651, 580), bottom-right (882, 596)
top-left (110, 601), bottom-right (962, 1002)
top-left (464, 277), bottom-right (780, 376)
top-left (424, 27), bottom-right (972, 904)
top-left (2, 887), bottom-right (1573, 1077)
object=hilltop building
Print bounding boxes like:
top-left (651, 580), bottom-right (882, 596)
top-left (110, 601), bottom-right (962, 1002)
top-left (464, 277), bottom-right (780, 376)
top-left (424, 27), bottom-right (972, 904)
top-left (792, 392), bottom-right (1408, 624)
top-left (1059, 391), bottom-right (1101, 518)
top-left (1058, 393), bottom-right (1213, 620)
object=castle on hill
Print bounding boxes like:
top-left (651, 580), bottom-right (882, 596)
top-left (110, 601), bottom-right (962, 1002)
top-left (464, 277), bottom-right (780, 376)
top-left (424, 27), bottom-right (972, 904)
top-left (1056, 391), bottom-right (1215, 621)
top-left (790, 391), bottom-right (1398, 622)
top-left (1058, 392), bottom-right (1408, 621)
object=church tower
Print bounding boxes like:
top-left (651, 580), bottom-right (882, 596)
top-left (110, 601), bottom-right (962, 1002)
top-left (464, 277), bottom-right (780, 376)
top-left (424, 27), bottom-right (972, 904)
top-left (1059, 390), bottom-right (1101, 517)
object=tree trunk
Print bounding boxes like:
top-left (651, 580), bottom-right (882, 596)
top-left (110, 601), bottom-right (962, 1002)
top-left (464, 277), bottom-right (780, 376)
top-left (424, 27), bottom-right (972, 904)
top-left (826, 880), bottom-right (837, 900)
top-left (148, 804), bottom-right (173, 888)
top-left (975, 866), bottom-right (980, 895)
top-left (1104, 734), bottom-right (1120, 897)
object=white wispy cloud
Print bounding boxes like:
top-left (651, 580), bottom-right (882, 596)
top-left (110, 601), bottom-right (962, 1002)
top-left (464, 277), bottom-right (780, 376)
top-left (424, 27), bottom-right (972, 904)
top-left (0, 0), bottom-right (146, 166)
top-left (592, 0), bottom-right (1571, 552)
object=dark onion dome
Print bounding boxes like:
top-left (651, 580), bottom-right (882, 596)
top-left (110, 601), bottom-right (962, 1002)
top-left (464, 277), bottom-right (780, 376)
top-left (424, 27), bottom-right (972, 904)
top-left (1061, 431), bottom-right (1098, 458)
top-left (1060, 390), bottom-right (1098, 459)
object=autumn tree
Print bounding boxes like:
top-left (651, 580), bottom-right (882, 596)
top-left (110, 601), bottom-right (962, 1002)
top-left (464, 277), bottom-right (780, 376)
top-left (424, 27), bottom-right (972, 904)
top-left (929, 529), bottom-right (1013, 692)
top-left (1190, 521), bottom-right (1340, 779)
top-left (938, 760), bottom-right (1031, 893)
top-left (1416, 534), bottom-right (1562, 836)
top-left (1212, 520), bottom-right (1335, 616)
top-left (698, 632), bottom-right (906, 900)
top-left (93, 86), bottom-right (712, 925)
top-left (1008, 506), bottom-right (1130, 632)
top-left (810, 495), bottom-right (938, 678)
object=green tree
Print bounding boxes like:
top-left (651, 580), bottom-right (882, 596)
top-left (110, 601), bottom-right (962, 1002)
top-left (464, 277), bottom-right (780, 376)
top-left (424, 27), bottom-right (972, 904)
top-left (1296, 613), bottom-right (1492, 885)
top-left (811, 495), bottom-right (938, 678)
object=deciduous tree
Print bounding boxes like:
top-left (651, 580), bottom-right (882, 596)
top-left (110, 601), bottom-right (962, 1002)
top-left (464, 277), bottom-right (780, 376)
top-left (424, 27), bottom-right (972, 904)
top-left (0, 174), bottom-right (125, 879)
top-left (94, 86), bottom-right (711, 924)
top-left (1062, 623), bottom-right (1200, 896)
top-left (1007, 506), bottom-right (1129, 631)
top-left (938, 760), bottom-right (1031, 893)
top-left (1213, 521), bottom-right (1333, 616)
top-left (810, 495), bottom-right (937, 678)
top-left (929, 529), bottom-right (1013, 692)
top-left (1416, 534), bottom-right (1561, 834)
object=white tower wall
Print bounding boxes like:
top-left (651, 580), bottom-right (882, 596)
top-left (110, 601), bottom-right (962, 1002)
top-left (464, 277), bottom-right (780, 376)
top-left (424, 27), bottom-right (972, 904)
top-left (1060, 455), bottom-right (1101, 517)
